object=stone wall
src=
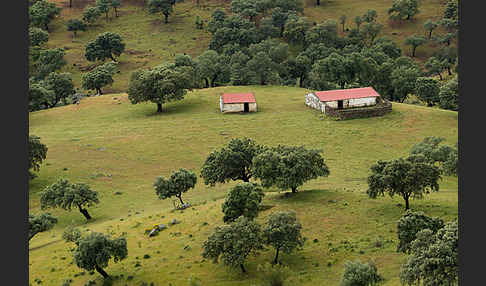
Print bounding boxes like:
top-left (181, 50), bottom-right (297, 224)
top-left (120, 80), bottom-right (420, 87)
top-left (305, 93), bottom-right (325, 112)
top-left (249, 102), bottom-right (257, 112)
top-left (220, 100), bottom-right (257, 113)
top-left (324, 100), bottom-right (392, 120)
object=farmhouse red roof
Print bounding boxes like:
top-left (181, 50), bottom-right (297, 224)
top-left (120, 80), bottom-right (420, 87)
top-left (221, 93), bottom-right (256, 104)
top-left (314, 87), bottom-right (380, 102)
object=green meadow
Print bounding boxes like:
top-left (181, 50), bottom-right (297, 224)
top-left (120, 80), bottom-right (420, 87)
top-left (29, 86), bottom-right (458, 285)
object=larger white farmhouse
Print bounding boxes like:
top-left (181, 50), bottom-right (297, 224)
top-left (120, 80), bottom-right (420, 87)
top-left (220, 93), bottom-right (257, 113)
top-left (305, 87), bottom-right (381, 113)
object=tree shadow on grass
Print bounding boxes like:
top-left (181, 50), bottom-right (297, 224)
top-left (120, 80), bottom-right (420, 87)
top-left (365, 197), bottom-right (458, 220)
top-left (268, 189), bottom-right (340, 205)
top-left (129, 101), bottom-right (203, 119)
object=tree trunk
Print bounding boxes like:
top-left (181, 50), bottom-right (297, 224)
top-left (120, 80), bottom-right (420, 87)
top-left (404, 195), bottom-right (410, 210)
top-left (428, 30), bottom-right (432, 39)
top-left (342, 23), bottom-right (345, 33)
top-left (211, 74), bottom-right (218, 87)
top-left (406, 14), bottom-right (410, 20)
top-left (115, 8), bottom-right (118, 17)
top-left (204, 78), bottom-right (209, 88)
top-left (157, 103), bottom-right (163, 113)
top-left (240, 264), bottom-right (247, 273)
top-left (106, 12), bottom-right (109, 20)
top-left (341, 82), bottom-right (345, 89)
top-left (412, 46), bottom-right (416, 57)
top-left (242, 172), bottom-right (250, 182)
top-left (291, 187), bottom-right (297, 193)
top-left (164, 14), bottom-right (169, 24)
top-left (95, 265), bottom-right (109, 278)
top-left (317, 0), bottom-right (320, 6)
top-left (273, 247), bottom-right (280, 264)
top-left (177, 194), bottom-right (184, 205)
top-left (438, 72), bottom-right (443, 80)
top-left (69, 0), bottom-right (72, 8)
top-left (280, 25), bottom-right (284, 38)
top-left (96, 87), bottom-right (102, 95)
top-left (49, 100), bottom-right (59, 108)
top-left (110, 54), bottom-right (117, 62)
top-left (299, 76), bottom-right (304, 88)
top-left (79, 206), bottom-right (92, 220)
top-left (73, 31), bottom-right (76, 38)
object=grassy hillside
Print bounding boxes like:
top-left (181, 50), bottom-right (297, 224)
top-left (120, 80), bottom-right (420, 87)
top-left (46, 0), bottom-right (452, 94)
top-left (304, 0), bottom-right (451, 59)
top-left (29, 86), bottom-right (458, 286)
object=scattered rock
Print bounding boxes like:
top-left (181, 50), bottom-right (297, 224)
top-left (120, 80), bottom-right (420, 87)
top-left (158, 224), bottom-right (167, 230)
top-left (148, 228), bottom-right (159, 237)
top-left (169, 218), bottom-right (180, 226)
top-left (177, 203), bottom-right (191, 210)
top-left (96, 147), bottom-right (105, 151)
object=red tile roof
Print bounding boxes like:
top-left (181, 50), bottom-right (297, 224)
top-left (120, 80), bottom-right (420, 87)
top-left (221, 93), bottom-right (256, 104)
top-left (314, 87), bottom-right (380, 102)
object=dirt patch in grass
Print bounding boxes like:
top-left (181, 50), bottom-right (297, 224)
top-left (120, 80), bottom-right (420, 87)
top-left (125, 49), bottom-right (146, 55)
top-left (29, 239), bottom-right (63, 252)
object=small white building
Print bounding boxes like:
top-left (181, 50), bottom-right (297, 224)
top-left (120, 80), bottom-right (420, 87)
top-left (305, 87), bottom-right (381, 113)
top-left (220, 93), bottom-right (257, 113)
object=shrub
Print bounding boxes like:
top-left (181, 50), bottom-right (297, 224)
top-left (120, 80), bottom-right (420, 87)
top-left (340, 260), bottom-right (381, 286)
top-left (188, 275), bottom-right (202, 286)
top-left (63, 226), bottom-right (82, 243)
top-left (257, 262), bottom-right (292, 286)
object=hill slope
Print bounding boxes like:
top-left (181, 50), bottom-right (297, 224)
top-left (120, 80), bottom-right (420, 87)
top-left (29, 86), bottom-right (458, 285)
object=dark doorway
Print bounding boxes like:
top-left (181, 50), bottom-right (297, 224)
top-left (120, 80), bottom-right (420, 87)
top-left (244, 103), bottom-right (249, 112)
top-left (337, 100), bottom-right (343, 109)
